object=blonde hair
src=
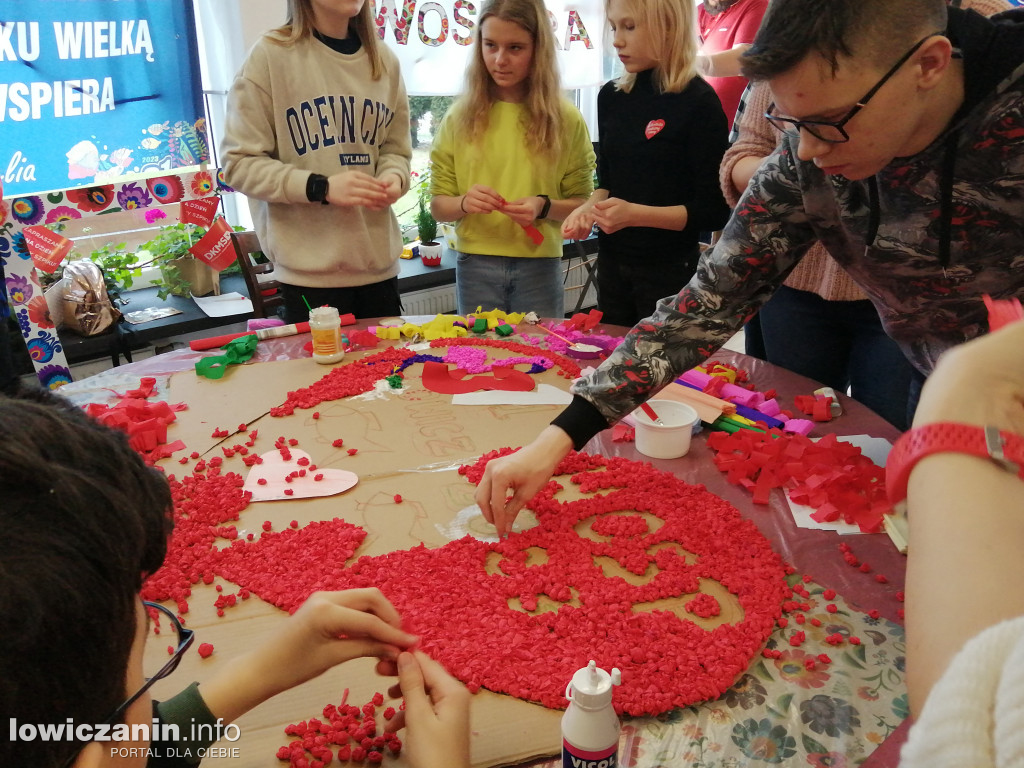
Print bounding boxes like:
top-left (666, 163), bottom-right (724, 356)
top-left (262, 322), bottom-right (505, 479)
top-left (451, 0), bottom-right (565, 159)
top-left (609, 0), bottom-right (698, 94)
top-left (269, 0), bottom-right (385, 79)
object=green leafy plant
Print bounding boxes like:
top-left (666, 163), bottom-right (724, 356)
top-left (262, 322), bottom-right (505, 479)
top-left (136, 221), bottom-right (243, 300)
top-left (414, 171), bottom-right (439, 245)
top-left (45, 221), bottom-right (243, 302)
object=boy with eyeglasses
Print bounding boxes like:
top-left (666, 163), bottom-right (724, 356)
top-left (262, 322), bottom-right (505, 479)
top-left (0, 385), bottom-right (470, 768)
top-left (477, 0), bottom-right (1024, 537)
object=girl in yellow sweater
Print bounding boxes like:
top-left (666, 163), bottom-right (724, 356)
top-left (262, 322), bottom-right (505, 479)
top-left (429, 0), bottom-right (595, 318)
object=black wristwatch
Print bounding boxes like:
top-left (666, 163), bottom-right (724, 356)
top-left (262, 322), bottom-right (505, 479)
top-left (307, 173), bottom-right (330, 205)
top-left (536, 194), bottom-right (551, 220)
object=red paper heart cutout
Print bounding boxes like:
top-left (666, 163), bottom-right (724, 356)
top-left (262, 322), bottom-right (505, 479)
top-left (421, 361), bottom-right (535, 394)
top-left (645, 119), bottom-right (665, 139)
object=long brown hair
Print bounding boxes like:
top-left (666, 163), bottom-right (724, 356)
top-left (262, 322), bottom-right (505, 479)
top-left (270, 0), bottom-right (385, 79)
top-left (451, 0), bottom-right (566, 159)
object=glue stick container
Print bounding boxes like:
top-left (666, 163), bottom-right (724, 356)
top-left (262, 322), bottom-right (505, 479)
top-left (562, 660), bottom-right (621, 768)
top-left (309, 306), bottom-right (345, 364)
top-left (633, 399), bottom-right (699, 459)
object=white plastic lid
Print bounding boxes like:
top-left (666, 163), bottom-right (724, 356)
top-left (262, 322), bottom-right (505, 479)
top-left (566, 660), bottom-right (621, 710)
top-left (310, 306), bottom-right (340, 320)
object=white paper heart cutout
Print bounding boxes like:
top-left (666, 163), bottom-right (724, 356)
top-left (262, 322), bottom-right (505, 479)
top-left (243, 449), bottom-right (358, 502)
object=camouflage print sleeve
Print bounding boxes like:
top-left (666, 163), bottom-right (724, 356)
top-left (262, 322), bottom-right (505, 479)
top-left (569, 142), bottom-right (820, 430)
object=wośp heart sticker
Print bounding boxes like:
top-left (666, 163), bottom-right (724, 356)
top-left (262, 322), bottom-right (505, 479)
top-left (645, 119), bottom-right (665, 139)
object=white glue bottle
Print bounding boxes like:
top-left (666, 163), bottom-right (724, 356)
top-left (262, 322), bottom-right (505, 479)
top-left (562, 660), bottom-right (621, 768)
top-left (309, 306), bottom-right (345, 364)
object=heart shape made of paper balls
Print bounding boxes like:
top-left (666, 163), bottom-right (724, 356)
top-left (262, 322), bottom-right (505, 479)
top-left (212, 450), bottom-right (788, 716)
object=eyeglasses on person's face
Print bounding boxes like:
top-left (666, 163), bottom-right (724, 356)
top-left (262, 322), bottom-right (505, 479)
top-left (106, 600), bottom-right (195, 725)
top-left (764, 33), bottom-right (941, 143)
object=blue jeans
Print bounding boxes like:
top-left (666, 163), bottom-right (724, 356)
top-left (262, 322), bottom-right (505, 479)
top-left (757, 285), bottom-right (915, 430)
top-left (455, 253), bottom-right (564, 318)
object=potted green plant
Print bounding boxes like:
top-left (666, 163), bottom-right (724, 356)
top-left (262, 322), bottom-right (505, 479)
top-left (414, 175), bottom-right (443, 267)
top-left (139, 220), bottom-right (221, 298)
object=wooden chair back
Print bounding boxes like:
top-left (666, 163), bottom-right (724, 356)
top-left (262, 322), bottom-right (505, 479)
top-left (231, 230), bottom-right (284, 318)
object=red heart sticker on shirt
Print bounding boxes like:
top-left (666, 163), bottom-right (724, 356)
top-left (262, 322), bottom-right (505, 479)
top-left (645, 119), bottom-right (666, 139)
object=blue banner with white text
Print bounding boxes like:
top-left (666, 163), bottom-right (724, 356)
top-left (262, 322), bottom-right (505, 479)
top-left (0, 0), bottom-right (207, 197)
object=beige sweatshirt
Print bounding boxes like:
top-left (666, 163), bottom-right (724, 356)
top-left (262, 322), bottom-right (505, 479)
top-left (221, 33), bottom-right (411, 288)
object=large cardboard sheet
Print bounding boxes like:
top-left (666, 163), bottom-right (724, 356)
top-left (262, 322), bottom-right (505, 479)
top-left (155, 347), bottom-right (576, 766)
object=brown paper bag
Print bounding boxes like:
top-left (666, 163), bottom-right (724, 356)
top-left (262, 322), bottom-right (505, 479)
top-left (60, 260), bottom-right (121, 336)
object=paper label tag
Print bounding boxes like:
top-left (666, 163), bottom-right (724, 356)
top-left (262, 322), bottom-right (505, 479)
top-left (180, 196), bottom-right (221, 226)
top-left (189, 216), bottom-right (236, 271)
top-left (23, 225), bottom-right (73, 273)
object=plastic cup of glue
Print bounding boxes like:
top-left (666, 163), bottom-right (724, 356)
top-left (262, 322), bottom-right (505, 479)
top-left (632, 400), bottom-right (700, 459)
top-left (566, 343), bottom-right (603, 360)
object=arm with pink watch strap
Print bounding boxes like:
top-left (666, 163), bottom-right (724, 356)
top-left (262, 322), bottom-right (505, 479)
top-left (890, 315), bottom-right (1024, 722)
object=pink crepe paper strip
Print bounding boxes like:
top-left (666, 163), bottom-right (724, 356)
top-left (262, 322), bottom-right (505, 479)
top-left (781, 419), bottom-right (815, 436)
top-left (680, 370), bottom-right (765, 408)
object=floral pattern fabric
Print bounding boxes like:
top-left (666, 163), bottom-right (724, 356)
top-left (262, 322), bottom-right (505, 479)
top-left (535, 579), bottom-right (906, 767)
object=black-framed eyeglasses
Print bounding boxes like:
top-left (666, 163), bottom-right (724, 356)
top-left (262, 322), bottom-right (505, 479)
top-left (764, 33), bottom-right (940, 143)
top-left (106, 601), bottom-right (194, 724)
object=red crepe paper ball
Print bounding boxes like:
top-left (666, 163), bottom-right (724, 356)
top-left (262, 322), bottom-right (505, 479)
top-left (393, 495), bottom-right (403, 504)
top-left (333, 439), bottom-right (345, 447)
top-left (849, 636), bottom-right (861, 645)
top-left (875, 574), bottom-right (888, 584)
top-left (198, 642), bottom-right (214, 658)
top-left (347, 449), bottom-right (359, 456)
top-left (284, 489), bottom-right (294, 496)
top-left (823, 589), bottom-right (836, 600)
top-left (826, 604), bottom-right (838, 613)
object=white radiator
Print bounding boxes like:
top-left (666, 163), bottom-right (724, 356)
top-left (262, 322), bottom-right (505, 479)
top-left (401, 285), bottom-right (457, 316)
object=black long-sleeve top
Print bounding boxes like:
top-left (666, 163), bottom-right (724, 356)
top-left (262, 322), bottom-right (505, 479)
top-left (596, 69), bottom-right (731, 259)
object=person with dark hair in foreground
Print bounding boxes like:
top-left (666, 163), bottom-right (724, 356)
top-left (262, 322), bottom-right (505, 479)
top-left (476, 0), bottom-right (1024, 535)
top-left (0, 386), bottom-right (470, 768)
